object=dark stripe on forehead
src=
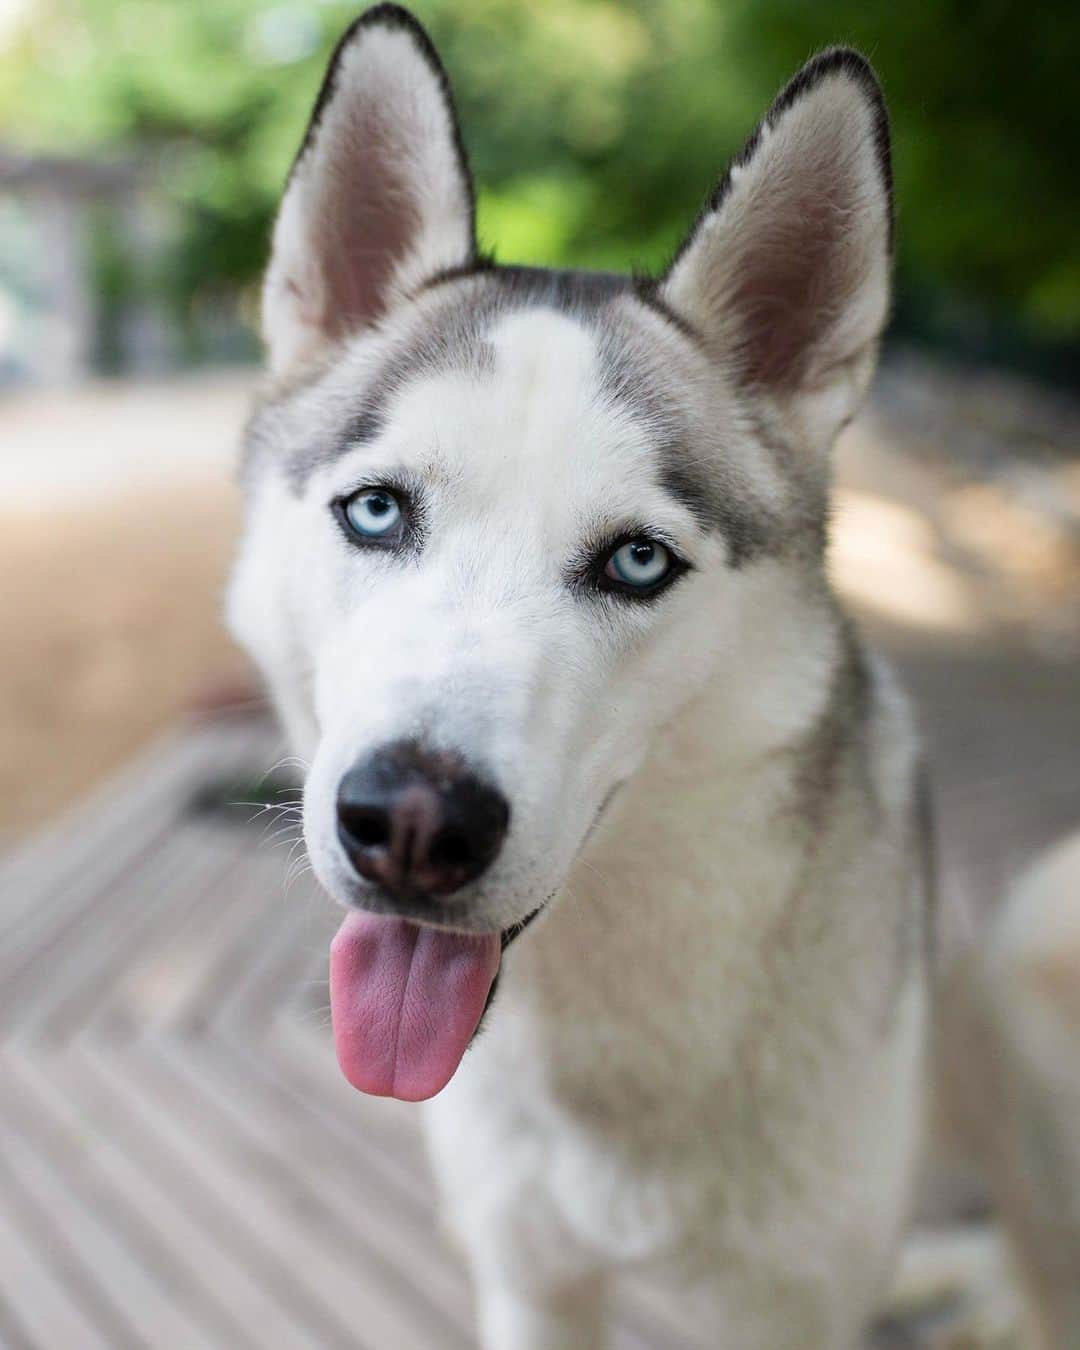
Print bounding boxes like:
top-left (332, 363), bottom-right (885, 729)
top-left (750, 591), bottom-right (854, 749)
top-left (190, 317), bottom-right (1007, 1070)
top-left (658, 460), bottom-right (770, 566)
top-left (323, 312), bottom-right (498, 476)
top-left (425, 261), bottom-right (706, 351)
top-left (256, 299), bottom-right (498, 490)
top-left (593, 312), bottom-right (775, 566)
top-left (246, 262), bottom-right (774, 567)
top-left (422, 260), bottom-right (632, 308)
top-left (341, 406), bottom-right (385, 450)
top-left (265, 266), bottom-right (642, 491)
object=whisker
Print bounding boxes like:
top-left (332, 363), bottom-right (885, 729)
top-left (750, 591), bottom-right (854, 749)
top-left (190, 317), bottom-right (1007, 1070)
top-left (263, 822), bottom-right (305, 848)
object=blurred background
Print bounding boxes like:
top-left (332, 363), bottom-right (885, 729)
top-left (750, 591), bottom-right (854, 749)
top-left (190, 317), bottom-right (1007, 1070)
top-left (1, 0), bottom-right (1078, 839)
top-left (0, 2), bottom-right (1077, 1347)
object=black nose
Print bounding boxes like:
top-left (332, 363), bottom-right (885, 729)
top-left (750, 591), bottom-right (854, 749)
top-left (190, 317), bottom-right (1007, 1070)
top-left (336, 740), bottom-right (510, 900)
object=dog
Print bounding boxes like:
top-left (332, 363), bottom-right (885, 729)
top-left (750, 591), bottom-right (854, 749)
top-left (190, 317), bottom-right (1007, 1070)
top-left (227, 7), bottom-right (1080, 1345)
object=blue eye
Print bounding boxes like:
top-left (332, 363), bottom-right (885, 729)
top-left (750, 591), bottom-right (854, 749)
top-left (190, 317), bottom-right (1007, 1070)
top-left (342, 488), bottom-right (403, 542)
top-left (604, 538), bottom-right (673, 591)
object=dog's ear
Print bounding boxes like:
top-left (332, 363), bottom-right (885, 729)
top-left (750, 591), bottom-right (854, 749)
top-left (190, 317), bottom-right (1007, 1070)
top-left (263, 5), bottom-right (475, 375)
top-left (659, 49), bottom-right (892, 453)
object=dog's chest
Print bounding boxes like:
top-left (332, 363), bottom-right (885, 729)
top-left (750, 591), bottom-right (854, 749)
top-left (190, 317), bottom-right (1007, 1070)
top-left (426, 956), bottom-right (926, 1297)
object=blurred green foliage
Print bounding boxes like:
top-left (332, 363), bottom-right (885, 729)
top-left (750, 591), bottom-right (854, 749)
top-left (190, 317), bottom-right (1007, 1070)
top-left (2, 0), bottom-right (1077, 370)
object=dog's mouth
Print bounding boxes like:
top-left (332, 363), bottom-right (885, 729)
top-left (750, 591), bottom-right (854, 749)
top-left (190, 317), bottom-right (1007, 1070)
top-left (328, 900), bottom-right (548, 1102)
top-left (328, 784), bottom-right (622, 1102)
top-left (329, 911), bottom-right (503, 1101)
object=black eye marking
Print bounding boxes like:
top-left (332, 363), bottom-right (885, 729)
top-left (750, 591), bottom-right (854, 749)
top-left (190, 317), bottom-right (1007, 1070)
top-left (332, 484), bottom-right (421, 552)
top-left (571, 530), bottom-right (690, 603)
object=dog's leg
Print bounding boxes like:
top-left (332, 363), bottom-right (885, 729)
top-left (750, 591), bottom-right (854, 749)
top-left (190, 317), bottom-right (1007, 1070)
top-left (938, 830), bottom-right (1080, 1349)
top-left (473, 1274), bottom-right (606, 1350)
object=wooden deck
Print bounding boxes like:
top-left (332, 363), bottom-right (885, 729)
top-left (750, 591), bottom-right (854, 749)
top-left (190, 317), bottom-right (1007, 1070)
top-left (0, 714), bottom-right (726, 1349)
top-left (2, 642), bottom-right (1078, 1347)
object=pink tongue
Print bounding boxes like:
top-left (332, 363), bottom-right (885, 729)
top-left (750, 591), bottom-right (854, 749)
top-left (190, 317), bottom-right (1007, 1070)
top-left (329, 910), bottom-right (501, 1101)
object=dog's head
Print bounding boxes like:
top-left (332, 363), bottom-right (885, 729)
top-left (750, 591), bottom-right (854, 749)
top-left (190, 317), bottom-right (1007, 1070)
top-left (227, 4), bottom-right (892, 1097)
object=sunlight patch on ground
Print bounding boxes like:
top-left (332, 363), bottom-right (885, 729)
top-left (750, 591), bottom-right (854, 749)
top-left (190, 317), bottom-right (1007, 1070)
top-left (0, 477), bottom-right (245, 836)
top-left (831, 489), bottom-right (984, 635)
top-left (0, 371), bottom-right (253, 508)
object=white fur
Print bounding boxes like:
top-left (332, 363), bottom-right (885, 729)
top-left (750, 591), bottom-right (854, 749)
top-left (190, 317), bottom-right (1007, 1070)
top-left (229, 295), bottom-right (928, 1345)
top-left (227, 18), bottom-right (1079, 1348)
top-left (423, 661), bottom-right (927, 1348)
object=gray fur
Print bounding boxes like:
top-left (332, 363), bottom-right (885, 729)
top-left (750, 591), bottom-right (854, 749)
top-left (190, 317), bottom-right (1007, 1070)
top-left (246, 262), bottom-right (780, 566)
top-left (792, 627), bottom-right (874, 842)
top-left (229, 15), bottom-right (1080, 1345)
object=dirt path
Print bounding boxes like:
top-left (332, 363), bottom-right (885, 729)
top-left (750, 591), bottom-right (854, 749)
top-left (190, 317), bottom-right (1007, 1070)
top-left (0, 374), bottom-right (252, 841)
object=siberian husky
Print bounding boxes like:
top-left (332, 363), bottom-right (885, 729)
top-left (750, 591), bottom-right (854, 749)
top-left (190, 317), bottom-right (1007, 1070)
top-left (227, 6), bottom-right (1080, 1345)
